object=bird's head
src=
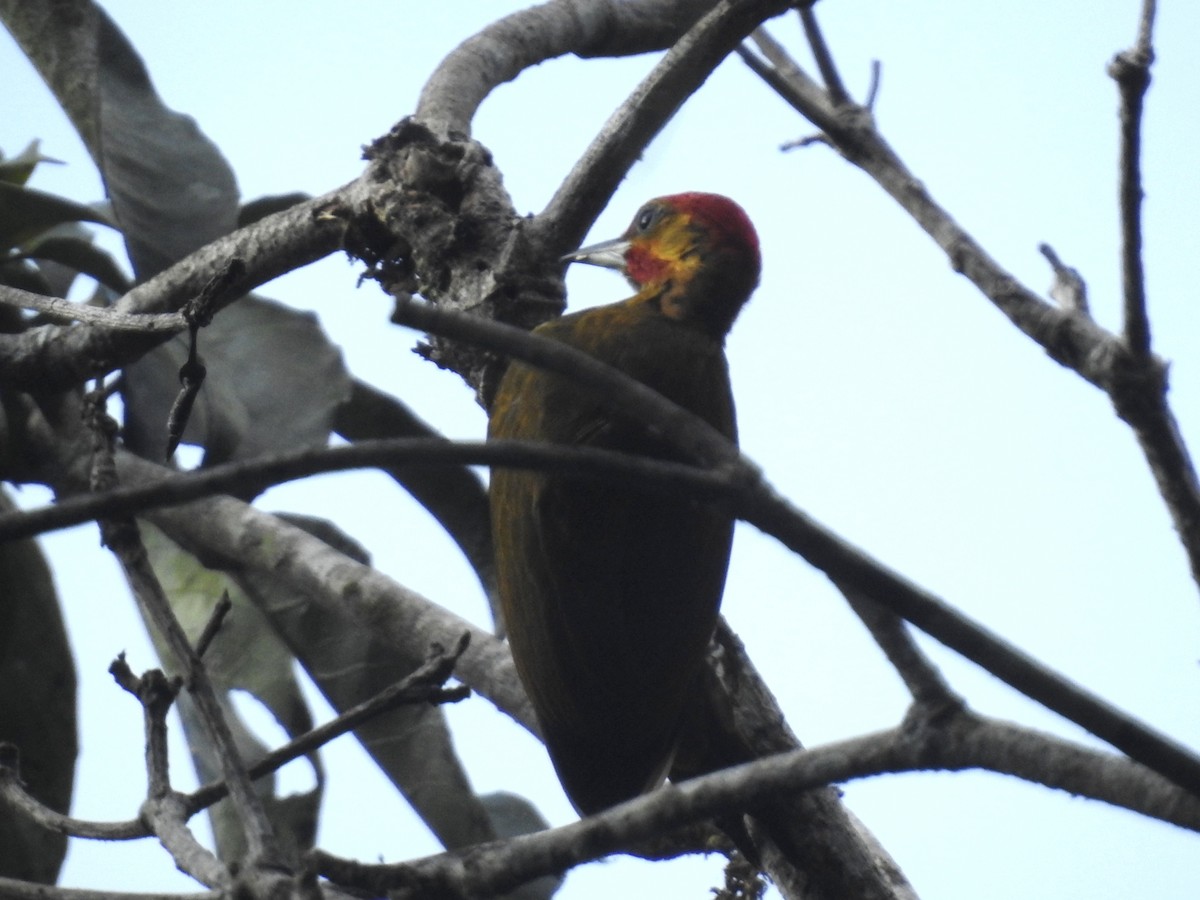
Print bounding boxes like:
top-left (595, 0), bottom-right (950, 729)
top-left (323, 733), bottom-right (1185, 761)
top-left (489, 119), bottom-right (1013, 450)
top-left (563, 192), bottom-right (761, 340)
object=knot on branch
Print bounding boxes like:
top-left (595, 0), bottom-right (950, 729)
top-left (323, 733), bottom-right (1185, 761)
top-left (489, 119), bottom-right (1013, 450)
top-left (1104, 342), bottom-right (1169, 426)
top-left (1108, 48), bottom-right (1154, 93)
top-left (353, 118), bottom-right (565, 405)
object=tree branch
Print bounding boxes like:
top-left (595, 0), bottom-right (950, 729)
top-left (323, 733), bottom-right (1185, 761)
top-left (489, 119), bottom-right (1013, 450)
top-left (312, 711), bottom-right (1200, 898)
top-left (106, 451), bottom-right (536, 732)
top-left (186, 637), bottom-right (471, 818)
top-left (533, 0), bottom-right (793, 256)
top-left (0, 184), bottom-right (354, 390)
top-left (0, 284), bottom-right (187, 331)
top-left (1108, 0), bottom-right (1156, 359)
top-left (740, 24), bottom-right (1200, 595)
top-left (88, 392), bottom-right (285, 881)
top-left (0, 877), bottom-right (217, 900)
top-left (0, 438), bottom-right (734, 544)
top-left (381, 300), bottom-right (1200, 797)
top-left (837, 585), bottom-right (962, 713)
top-left (416, 0), bottom-right (721, 137)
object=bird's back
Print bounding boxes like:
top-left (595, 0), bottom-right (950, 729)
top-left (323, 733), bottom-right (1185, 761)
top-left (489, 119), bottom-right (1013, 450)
top-left (489, 301), bottom-right (737, 813)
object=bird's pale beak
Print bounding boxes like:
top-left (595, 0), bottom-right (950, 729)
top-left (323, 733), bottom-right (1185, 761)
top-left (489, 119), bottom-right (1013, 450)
top-left (561, 236), bottom-right (630, 272)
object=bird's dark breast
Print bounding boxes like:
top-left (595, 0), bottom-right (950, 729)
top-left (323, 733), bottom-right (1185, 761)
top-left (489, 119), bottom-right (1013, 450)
top-left (488, 306), bottom-right (736, 814)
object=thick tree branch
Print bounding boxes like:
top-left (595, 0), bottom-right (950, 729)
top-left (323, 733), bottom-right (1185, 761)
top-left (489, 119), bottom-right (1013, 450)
top-left (416, 0), bottom-right (721, 136)
top-left (0, 185), bottom-right (355, 390)
top-left (312, 710), bottom-right (1200, 898)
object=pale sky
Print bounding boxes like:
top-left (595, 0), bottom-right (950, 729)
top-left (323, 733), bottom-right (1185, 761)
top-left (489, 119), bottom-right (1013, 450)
top-left (4, 2), bottom-right (1200, 898)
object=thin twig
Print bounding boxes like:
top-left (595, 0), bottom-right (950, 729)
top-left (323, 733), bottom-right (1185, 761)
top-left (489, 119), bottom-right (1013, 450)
top-left (1108, 0), bottom-right (1157, 358)
top-left (0, 438), bottom-right (737, 544)
top-left (194, 593), bottom-right (233, 659)
top-left (797, 5), bottom-right (848, 105)
top-left (89, 373), bottom-right (284, 874)
top-left (864, 59), bottom-right (882, 111)
top-left (106, 516), bottom-right (283, 870)
top-left (838, 585), bottom-right (962, 712)
top-left (0, 283), bottom-right (189, 331)
top-left (186, 637), bottom-right (471, 816)
top-left (1039, 243), bottom-right (1090, 314)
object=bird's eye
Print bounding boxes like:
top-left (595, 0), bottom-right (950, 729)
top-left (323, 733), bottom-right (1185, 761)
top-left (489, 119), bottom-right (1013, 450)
top-left (635, 205), bottom-right (657, 232)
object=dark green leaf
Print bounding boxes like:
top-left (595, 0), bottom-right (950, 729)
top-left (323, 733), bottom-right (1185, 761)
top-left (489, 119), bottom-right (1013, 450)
top-left (0, 181), bottom-right (112, 250)
top-left (94, 12), bottom-right (240, 277)
top-left (122, 295), bottom-right (352, 465)
top-left (24, 233), bottom-right (133, 295)
top-left (0, 489), bottom-right (76, 883)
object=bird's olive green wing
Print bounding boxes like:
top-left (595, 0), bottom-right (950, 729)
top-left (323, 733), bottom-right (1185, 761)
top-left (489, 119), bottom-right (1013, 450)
top-left (490, 312), bottom-right (737, 813)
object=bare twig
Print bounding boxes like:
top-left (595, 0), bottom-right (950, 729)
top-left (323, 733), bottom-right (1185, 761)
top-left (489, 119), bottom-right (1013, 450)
top-left (0, 641), bottom-right (473, 848)
top-left (90, 377), bottom-right (284, 875)
top-left (106, 516), bottom-right (284, 871)
top-left (186, 637), bottom-right (471, 816)
top-left (108, 663), bottom-right (180, 800)
top-left (0, 876), bottom-right (217, 900)
top-left (838, 585), bottom-right (962, 712)
top-left (0, 438), bottom-right (736, 544)
top-left (193, 593), bottom-right (233, 659)
top-left (798, 5), bottom-right (849, 106)
top-left (864, 59), bottom-right (882, 111)
top-left (0, 283), bottom-right (190, 331)
top-left (1108, 0), bottom-right (1157, 358)
top-left (1039, 243), bottom-right (1090, 314)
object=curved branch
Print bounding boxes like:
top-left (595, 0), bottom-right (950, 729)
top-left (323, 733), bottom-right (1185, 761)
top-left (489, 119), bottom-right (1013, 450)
top-left (312, 711), bottom-right (1200, 898)
top-left (415, 0), bottom-right (720, 136)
